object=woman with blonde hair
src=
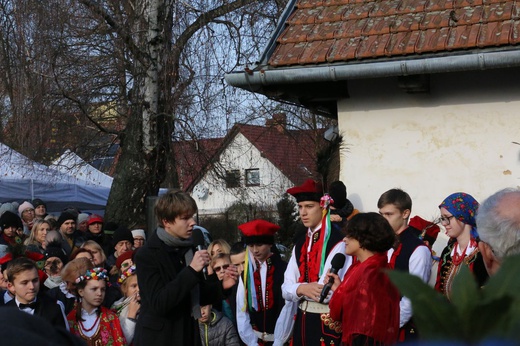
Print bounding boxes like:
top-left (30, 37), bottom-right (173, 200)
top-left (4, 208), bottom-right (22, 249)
top-left (112, 265), bottom-right (140, 344)
top-left (24, 219), bottom-right (52, 254)
top-left (81, 240), bottom-right (107, 268)
top-left (208, 239), bottom-right (231, 259)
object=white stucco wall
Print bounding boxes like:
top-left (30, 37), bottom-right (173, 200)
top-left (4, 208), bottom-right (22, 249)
top-left (193, 133), bottom-right (294, 215)
top-left (337, 69), bottom-right (520, 226)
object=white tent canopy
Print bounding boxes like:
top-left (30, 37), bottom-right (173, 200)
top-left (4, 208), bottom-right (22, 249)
top-left (0, 144), bottom-right (110, 213)
top-left (50, 150), bottom-right (113, 188)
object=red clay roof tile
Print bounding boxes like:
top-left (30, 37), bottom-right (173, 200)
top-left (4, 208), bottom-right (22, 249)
top-left (370, 0), bottom-right (403, 17)
top-left (287, 7), bottom-right (324, 24)
top-left (327, 37), bottom-right (362, 61)
top-left (308, 21), bottom-right (342, 41)
top-left (386, 30), bottom-right (422, 55)
top-left (453, 0), bottom-right (483, 9)
top-left (356, 34), bottom-right (393, 58)
top-left (511, 20), bottom-right (520, 43)
top-left (278, 24), bottom-right (313, 44)
top-left (456, 6), bottom-right (485, 25)
top-left (420, 10), bottom-right (451, 30)
top-left (391, 13), bottom-right (425, 32)
top-left (446, 24), bottom-right (481, 49)
top-left (268, 0), bottom-right (520, 66)
top-left (416, 27), bottom-right (450, 52)
top-left (299, 40), bottom-right (333, 63)
top-left (478, 21), bottom-right (512, 46)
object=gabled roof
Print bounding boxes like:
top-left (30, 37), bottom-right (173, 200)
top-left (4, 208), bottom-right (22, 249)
top-left (269, 0), bottom-right (520, 66)
top-left (173, 137), bottom-right (224, 191)
top-left (173, 121), bottom-right (324, 192)
top-left (235, 123), bottom-right (323, 184)
top-left (225, 0), bottom-right (520, 114)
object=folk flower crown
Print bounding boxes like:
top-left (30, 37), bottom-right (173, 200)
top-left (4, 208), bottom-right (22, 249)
top-left (118, 265), bottom-right (136, 284)
top-left (75, 267), bottom-right (109, 284)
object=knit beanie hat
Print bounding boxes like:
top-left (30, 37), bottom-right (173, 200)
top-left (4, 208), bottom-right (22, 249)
top-left (131, 229), bottom-right (146, 240)
top-left (328, 181), bottom-right (347, 210)
top-left (18, 201), bottom-right (35, 215)
top-left (32, 199), bottom-right (46, 209)
top-left (112, 226), bottom-right (134, 247)
top-left (0, 211), bottom-right (23, 231)
top-left (57, 212), bottom-right (77, 229)
top-left (0, 203), bottom-right (17, 216)
top-left (44, 241), bottom-right (69, 266)
top-left (77, 213), bottom-right (90, 225)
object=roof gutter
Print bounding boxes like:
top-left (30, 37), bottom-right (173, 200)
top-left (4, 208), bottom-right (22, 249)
top-left (225, 50), bottom-right (520, 92)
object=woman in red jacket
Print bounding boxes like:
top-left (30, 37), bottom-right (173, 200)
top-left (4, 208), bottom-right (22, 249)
top-left (328, 213), bottom-right (400, 346)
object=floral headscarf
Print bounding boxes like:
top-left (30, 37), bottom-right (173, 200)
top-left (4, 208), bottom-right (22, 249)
top-left (439, 192), bottom-right (479, 238)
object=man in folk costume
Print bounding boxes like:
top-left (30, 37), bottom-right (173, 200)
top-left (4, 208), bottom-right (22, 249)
top-left (282, 179), bottom-right (352, 346)
top-left (377, 189), bottom-right (432, 342)
top-left (236, 220), bottom-right (295, 346)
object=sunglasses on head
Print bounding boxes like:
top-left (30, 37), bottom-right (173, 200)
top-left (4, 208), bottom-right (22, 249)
top-left (213, 264), bottom-right (229, 273)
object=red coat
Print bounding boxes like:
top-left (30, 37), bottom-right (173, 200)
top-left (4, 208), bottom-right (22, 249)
top-left (329, 253), bottom-right (400, 345)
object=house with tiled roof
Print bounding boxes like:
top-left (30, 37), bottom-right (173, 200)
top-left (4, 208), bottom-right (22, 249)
top-left (173, 114), bottom-right (326, 215)
top-left (226, 0), bottom-right (520, 217)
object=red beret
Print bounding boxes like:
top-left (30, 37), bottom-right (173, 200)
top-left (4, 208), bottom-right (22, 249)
top-left (116, 250), bottom-right (134, 270)
top-left (286, 179), bottom-right (323, 203)
top-left (87, 214), bottom-right (104, 226)
top-left (239, 220), bottom-right (280, 245)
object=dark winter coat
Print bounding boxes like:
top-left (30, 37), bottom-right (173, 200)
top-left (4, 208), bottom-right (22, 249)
top-left (199, 309), bottom-right (240, 346)
top-left (133, 230), bottom-right (224, 346)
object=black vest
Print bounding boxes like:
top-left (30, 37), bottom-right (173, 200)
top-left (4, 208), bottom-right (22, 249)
top-left (248, 253), bottom-right (287, 334)
top-left (395, 226), bottom-right (424, 272)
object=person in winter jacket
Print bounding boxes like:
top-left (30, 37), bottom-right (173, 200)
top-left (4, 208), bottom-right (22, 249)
top-left (198, 304), bottom-right (240, 346)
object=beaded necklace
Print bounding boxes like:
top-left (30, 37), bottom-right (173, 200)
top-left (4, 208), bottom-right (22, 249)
top-left (79, 312), bottom-right (100, 332)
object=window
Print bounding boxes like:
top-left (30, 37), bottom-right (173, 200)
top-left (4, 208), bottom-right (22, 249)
top-left (245, 169), bottom-right (260, 186)
top-left (225, 170), bottom-right (240, 188)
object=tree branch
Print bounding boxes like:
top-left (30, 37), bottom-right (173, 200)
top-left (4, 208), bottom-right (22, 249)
top-left (77, 0), bottom-right (149, 66)
top-left (172, 0), bottom-right (258, 81)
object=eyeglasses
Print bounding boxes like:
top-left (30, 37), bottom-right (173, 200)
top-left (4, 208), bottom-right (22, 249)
top-left (213, 264), bottom-right (229, 273)
top-left (439, 215), bottom-right (455, 225)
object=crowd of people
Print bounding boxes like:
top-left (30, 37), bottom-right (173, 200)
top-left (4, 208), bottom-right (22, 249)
top-left (0, 181), bottom-right (519, 346)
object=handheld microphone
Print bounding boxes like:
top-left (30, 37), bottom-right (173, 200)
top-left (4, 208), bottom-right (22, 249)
top-left (192, 227), bottom-right (208, 280)
top-left (319, 253), bottom-right (346, 303)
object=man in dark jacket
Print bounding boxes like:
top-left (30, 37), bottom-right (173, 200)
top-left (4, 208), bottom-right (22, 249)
top-left (134, 189), bottom-right (238, 346)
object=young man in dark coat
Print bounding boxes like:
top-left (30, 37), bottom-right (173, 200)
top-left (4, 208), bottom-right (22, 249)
top-left (134, 189), bottom-right (238, 346)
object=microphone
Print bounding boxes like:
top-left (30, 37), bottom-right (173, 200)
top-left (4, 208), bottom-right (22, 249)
top-left (192, 227), bottom-right (208, 280)
top-left (319, 253), bottom-right (346, 303)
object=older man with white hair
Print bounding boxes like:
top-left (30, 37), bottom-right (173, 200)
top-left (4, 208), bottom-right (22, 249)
top-left (476, 188), bottom-right (520, 276)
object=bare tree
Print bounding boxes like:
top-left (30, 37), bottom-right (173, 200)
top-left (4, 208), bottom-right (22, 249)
top-left (0, 0), bottom-right (290, 226)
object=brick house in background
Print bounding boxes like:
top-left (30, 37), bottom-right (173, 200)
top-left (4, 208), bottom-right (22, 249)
top-left (173, 114), bottom-right (326, 217)
top-left (226, 0), bottom-right (520, 222)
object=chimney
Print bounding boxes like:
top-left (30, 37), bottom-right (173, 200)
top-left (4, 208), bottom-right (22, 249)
top-left (265, 113), bottom-right (287, 132)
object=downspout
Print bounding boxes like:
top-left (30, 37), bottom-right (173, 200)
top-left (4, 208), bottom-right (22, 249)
top-left (225, 50), bottom-right (520, 91)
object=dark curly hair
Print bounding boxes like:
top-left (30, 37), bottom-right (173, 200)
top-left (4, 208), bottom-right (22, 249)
top-left (344, 212), bottom-right (396, 253)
